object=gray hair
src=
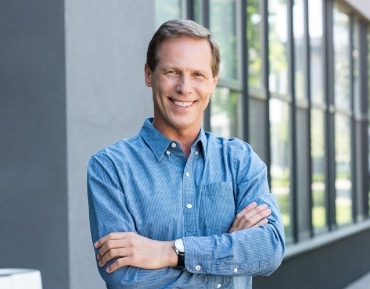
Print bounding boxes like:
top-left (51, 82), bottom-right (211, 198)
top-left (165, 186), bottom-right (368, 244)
top-left (146, 19), bottom-right (220, 77)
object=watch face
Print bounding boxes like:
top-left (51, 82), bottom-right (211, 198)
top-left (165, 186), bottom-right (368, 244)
top-left (175, 238), bottom-right (185, 252)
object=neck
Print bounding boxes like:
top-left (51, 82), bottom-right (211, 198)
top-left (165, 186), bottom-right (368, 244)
top-left (152, 120), bottom-right (200, 158)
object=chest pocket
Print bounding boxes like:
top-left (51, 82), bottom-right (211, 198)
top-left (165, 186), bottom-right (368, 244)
top-left (199, 182), bottom-right (235, 235)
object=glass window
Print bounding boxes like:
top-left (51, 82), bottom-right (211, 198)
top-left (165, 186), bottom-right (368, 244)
top-left (294, 0), bottom-right (305, 100)
top-left (309, 0), bottom-right (324, 105)
top-left (247, 0), bottom-right (263, 89)
top-left (155, 0), bottom-right (182, 27)
top-left (311, 109), bottom-right (327, 232)
top-left (270, 98), bottom-right (291, 238)
top-left (333, 6), bottom-right (351, 110)
top-left (335, 114), bottom-right (352, 225)
top-left (353, 22), bottom-right (360, 116)
top-left (368, 28), bottom-right (370, 215)
top-left (193, 0), bottom-right (203, 24)
top-left (368, 28), bottom-right (370, 117)
top-left (296, 109), bottom-right (310, 238)
top-left (209, 0), bottom-right (238, 81)
top-left (249, 98), bottom-right (268, 162)
top-left (210, 87), bottom-right (240, 138)
top-left (268, 0), bottom-right (288, 96)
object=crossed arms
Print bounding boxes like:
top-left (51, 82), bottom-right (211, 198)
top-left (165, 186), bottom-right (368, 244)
top-left (95, 202), bottom-right (272, 273)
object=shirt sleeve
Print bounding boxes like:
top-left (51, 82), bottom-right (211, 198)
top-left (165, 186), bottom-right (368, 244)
top-left (87, 152), bottom-right (205, 289)
top-left (182, 143), bottom-right (285, 276)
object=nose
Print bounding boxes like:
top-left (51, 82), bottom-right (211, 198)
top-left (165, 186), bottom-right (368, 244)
top-left (176, 75), bottom-right (192, 95)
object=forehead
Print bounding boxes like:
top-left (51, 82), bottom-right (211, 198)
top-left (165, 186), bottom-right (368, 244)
top-left (156, 37), bottom-right (213, 70)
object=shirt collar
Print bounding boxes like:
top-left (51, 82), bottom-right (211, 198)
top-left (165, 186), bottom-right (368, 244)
top-left (140, 118), bottom-right (207, 161)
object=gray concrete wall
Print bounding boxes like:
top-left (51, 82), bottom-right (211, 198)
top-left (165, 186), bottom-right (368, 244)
top-left (65, 1), bottom-right (154, 288)
top-left (254, 228), bottom-right (370, 289)
top-left (0, 1), bottom-right (69, 289)
top-left (0, 1), bottom-right (154, 288)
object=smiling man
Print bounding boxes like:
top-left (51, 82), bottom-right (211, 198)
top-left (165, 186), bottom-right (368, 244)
top-left (87, 19), bottom-right (285, 289)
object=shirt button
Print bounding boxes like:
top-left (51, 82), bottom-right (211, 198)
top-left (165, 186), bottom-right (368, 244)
top-left (194, 151), bottom-right (199, 155)
top-left (186, 204), bottom-right (192, 209)
top-left (233, 267), bottom-right (238, 273)
top-left (216, 284), bottom-right (222, 288)
top-left (166, 151), bottom-right (170, 155)
top-left (195, 265), bottom-right (201, 271)
top-left (171, 143), bottom-right (176, 148)
top-left (185, 172), bottom-right (190, 177)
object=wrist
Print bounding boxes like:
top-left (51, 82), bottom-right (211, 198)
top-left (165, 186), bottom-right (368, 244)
top-left (173, 238), bottom-right (185, 268)
top-left (164, 241), bottom-right (178, 267)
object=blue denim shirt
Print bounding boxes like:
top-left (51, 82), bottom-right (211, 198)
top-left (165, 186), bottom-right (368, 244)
top-left (87, 118), bottom-right (285, 289)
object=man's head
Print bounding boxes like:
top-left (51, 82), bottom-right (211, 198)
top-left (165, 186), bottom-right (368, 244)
top-left (146, 19), bottom-right (220, 77)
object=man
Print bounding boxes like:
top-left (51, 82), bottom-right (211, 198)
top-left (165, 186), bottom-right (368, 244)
top-left (88, 19), bottom-right (285, 289)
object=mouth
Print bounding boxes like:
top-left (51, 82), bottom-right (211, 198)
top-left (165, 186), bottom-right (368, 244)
top-left (171, 99), bottom-right (194, 108)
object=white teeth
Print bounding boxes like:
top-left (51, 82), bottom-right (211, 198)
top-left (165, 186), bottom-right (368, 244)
top-left (173, 100), bottom-right (193, 107)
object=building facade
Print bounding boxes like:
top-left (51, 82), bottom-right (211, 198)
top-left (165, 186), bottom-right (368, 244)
top-left (0, 0), bottom-right (369, 288)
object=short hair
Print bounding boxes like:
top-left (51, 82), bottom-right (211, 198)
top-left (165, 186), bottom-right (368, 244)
top-left (146, 19), bottom-right (220, 77)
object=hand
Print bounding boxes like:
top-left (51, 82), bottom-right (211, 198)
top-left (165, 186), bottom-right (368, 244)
top-left (228, 202), bottom-right (271, 233)
top-left (94, 232), bottom-right (177, 273)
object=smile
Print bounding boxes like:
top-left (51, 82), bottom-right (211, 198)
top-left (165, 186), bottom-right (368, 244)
top-left (172, 100), bottom-right (194, 107)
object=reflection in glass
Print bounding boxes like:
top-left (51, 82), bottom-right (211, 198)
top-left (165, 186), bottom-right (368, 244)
top-left (353, 22), bottom-right (360, 116)
top-left (368, 30), bottom-right (370, 117)
top-left (335, 114), bottom-right (352, 225)
top-left (270, 98), bottom-right (291, 237)
top-left (309, 0), bottom-right (324, 104)
top-left (249, 99), bottom-right (267, 162)
top-left (210, 0), bottom-right (238, 81)
top-left (155, 0), bottom-right (182, 27)
top-left (193, 0), bottom-right (203, 24)
top-left (367, 30), bottom-right (370, 214)
top-left (311, 109), bottom-right (327, 232)
top-left (368, 30), bottom-right (370, 215)
top-left (247, 0), bottom-right (263, 89)
top-left (294, 0), bottom-right (305, 100)
top-left (210, 87), bottom-right (239, 138)
top-left (333, 6), bottom-right (350, 109)
top-left (268, 0), bottom-right (288, 96)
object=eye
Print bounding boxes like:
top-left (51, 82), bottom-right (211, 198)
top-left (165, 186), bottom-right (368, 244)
top-left (165, 70), bottom-right (180, 76)
top-left (193, 72), bottom-right (205, 78)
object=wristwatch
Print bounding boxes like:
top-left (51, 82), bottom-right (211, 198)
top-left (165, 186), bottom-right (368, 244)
top-left (173, 238), bottom-right (185, 268)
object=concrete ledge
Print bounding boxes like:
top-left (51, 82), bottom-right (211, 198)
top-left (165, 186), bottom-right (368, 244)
top-left (285, 219), bottom-right (370, 259)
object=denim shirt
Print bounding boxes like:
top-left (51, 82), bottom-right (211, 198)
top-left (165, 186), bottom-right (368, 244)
top-left (87, 118), bottom-right (285, 289)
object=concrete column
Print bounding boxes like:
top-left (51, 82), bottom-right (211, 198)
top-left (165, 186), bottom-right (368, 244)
top-left (0, 1), bottom-right (154, 288)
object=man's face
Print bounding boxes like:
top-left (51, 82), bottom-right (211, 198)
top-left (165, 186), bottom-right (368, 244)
top-left (144, 37), bottom-right (218, 136)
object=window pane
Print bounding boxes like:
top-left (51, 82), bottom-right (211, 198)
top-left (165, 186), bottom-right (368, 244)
top-left (296, 109), bottom-right (310, 238)
top-left (210, 0), bottom-right (238, 81)
top-left (210, 87), bottom-right (239, 138)
top-left (193, 0), bottom-right (203, 24)
top-left (249, 98), bottom-right (267, 162)
top-left (155, 0), bottom-right (182, 27)
top-left (333, 6), bottom-right (350, 110)
top-left (335, 114), bottom-right (352, 225)
top-left (270, 98), bottom-right (291, 238)
top-left (368, 28), bottom-right (370, 117)
top-left (309, 0), bottom-right (324, 105)
top-left (353, 22), bottom-right (360, 116)
top-left (368, 28), bottom-right (370, 215)
top-left (268, 0), bottom-right (288, 96)
top-left (294, 0), bottom-right (305, 100)
top-left (247, 0), bottom-right (263, 89)
top-left (311, 109), bottom-right (327, 232)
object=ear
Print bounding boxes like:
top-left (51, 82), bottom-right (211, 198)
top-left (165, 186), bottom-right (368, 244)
top-left (210, 75), bottom-right (219, 94)
top-left (144, 63), bottom-right (152, 87)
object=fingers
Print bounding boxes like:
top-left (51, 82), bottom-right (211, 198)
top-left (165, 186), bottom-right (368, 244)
top-left (93, 232), bottom-right (137, 272)
top-left (229, 202), bottom-right (271, 233)
top-left (94, 232), bottom-right (131, 249)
